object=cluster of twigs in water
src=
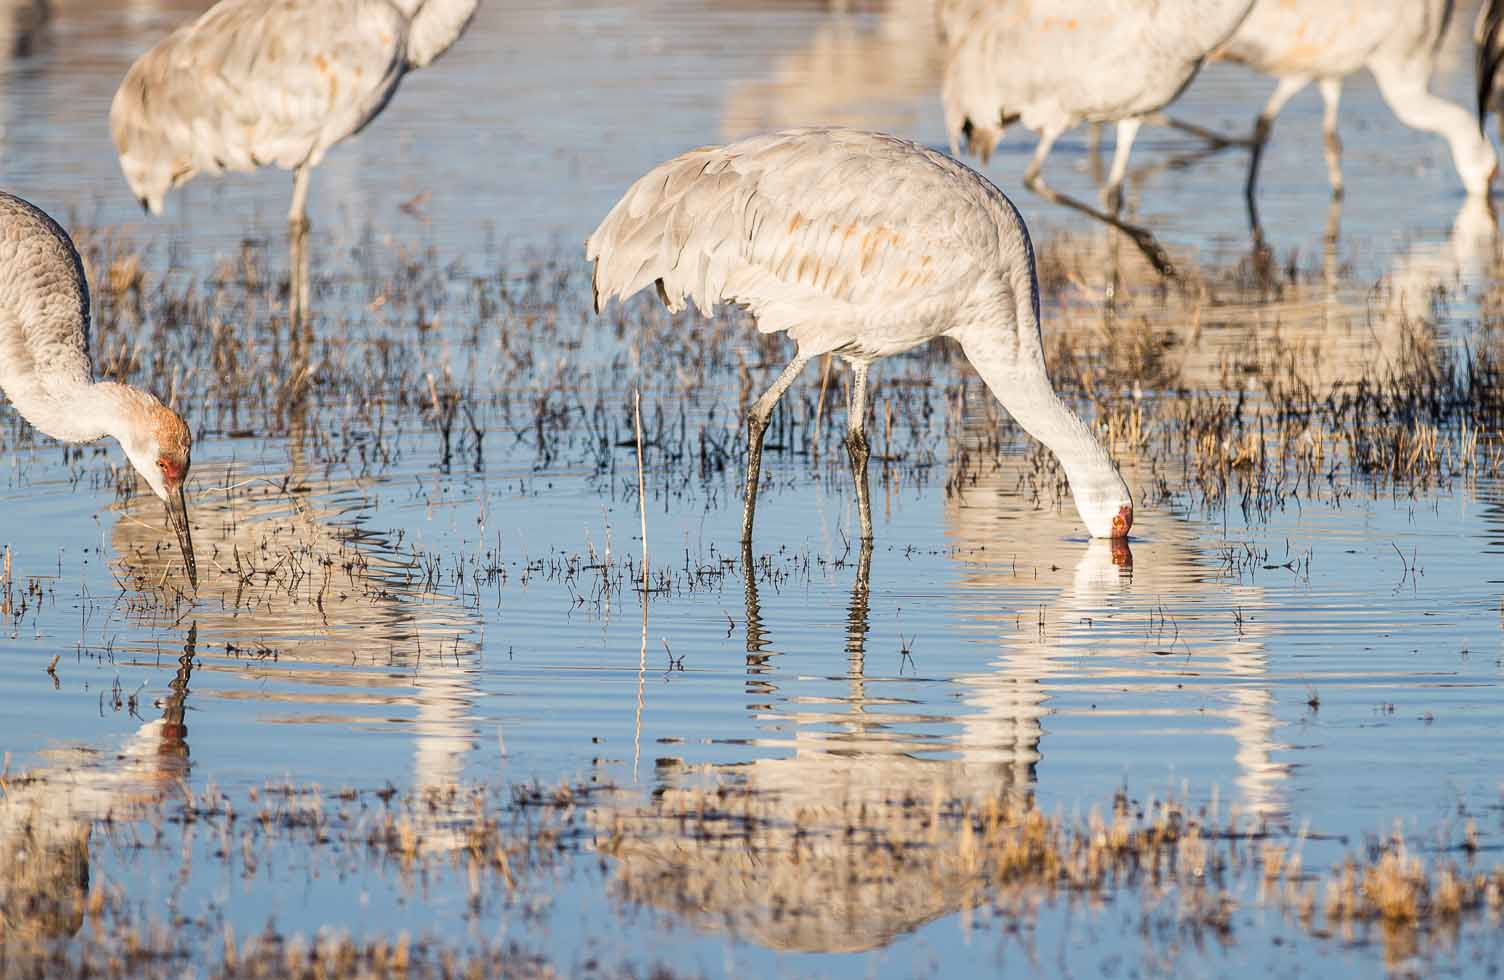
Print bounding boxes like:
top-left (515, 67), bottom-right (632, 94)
top-left (17, 227), bottom-right (1495, 545)
top-left (5, 766), bottom-right (1504, 975)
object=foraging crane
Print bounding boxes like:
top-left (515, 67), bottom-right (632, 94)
top-left (938, 0), bottom-right (1256, 277)
top-left (1220, 0), bottom-right (1496, 204)
top-left (0, 192), bottom-right (196, 586)
top-left (110, 0), bottom-right (480, 325)
top-left (587, 128), bottom-right (1133, 545)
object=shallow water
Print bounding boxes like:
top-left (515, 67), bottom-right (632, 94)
top-left (1, 0), bottom-right (1504, 976)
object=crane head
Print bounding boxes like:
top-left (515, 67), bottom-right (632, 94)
top-left (1070, 467), bottom-right (1133, 542)
top-left (122, 400), bottom-right (196, 588)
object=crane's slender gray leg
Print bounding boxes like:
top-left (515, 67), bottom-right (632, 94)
top-left (1023, 123), bottom-right (1177, 278)
top-left (844, 360), bottom-right (873, 541)
top-left (288, 163), bottom-right (313, 334)
top-left (742, 353), bottom-right (812, 544)
top-left (1142, 111), bottom-right (1252, 148)
top-left (1102, 118), bottom-right (1141, 213)
top-left (1245, 77), bottom-right (1309, 211)
top-left (1319, 78), bottom-right (1344, 197)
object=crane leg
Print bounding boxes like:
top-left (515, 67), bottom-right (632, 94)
top-left (1023, 124), bottom-right (1177, 279)
top-left (1103, 118), bottom-right (1141, 214)
top-left (742, 353), bottom-right (812, 545)
top-left (288, 164), bottom-right (313, 336)
top-left (1319, 78), bottom-right (1344, 198)
top-left (844, 360), bottom-right (873, 542)
top-left (1141, 111), bottom-right (1251, 148)
top-left (1245, 77), bottom-right (1310, 217)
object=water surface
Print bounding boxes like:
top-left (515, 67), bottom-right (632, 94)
top-left (1, 1), bottom-right (1503, 976)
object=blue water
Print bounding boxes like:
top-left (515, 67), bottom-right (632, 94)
top-left (0, 1), bottom-right (1502, 976)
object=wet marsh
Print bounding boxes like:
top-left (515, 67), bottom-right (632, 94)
top-left (2, 0), bottom-right (1504, 977)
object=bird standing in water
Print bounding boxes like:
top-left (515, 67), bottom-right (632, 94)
top-left (587, 128), bottom-right (1133, 546)
top-left (1221, 0), bottom-right (1496, 206)
top-left (0, 192), bottom-right (196, 586)
top-left (937, 0), bottom-right (1256, 277)
top-left (110, 0), bottom-right (480, 328)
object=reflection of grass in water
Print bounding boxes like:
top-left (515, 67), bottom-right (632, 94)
top-left (3, 224), bottom-right (1501, 973)
top-left (5, 767), bottom-right (1504, 973)
top-left (6, 222), bottom-right (1491, 586)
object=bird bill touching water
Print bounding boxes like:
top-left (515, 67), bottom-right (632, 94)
top-left (586, 127), bottom-right (1133, 545)
top-left (0, 191), bottom-right (198, 588)
top-left (166, 482), bottom-right (196, 589)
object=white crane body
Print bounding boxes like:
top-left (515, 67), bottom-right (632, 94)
top-left (588, 128), bottom-right (1133, 544)
top-left (937, 0), bottom-right (1254, 275)
top-left (111, 0), bottom-right (478, 215)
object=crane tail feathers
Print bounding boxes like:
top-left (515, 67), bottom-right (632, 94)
top-left (585, 146), bottom-right (741, 318)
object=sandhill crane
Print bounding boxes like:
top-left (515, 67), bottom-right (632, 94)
top-left (1220, 0), bottom-right (1496, 207)
top-left (0, 191), bottom-right (196, 586)
top-left (110, 0), bottom-right (480, 326)
top-left (586, 128), bottom-right (1133, 545)
top-left (938, 0), bottom-right (1256, 277)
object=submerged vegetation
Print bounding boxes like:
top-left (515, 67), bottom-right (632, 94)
top-left (4, 766), bottom-right (1504, 976)
top-left (0, 216), bottom-right (1500, 977)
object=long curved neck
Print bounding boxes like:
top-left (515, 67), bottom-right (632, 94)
top-left (3, 378), bottom-right (142, 446)
top-left (948, 287), bottom-right (1118, 490)
top-left (962, 339), bottom-right (1116, 485)
top-left (402, 0), bottom-right (480, 69)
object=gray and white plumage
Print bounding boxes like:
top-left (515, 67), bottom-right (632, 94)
top-left (1220, 0), bottom-right (1496, 196)
top-left (587, 128), bottom-right (1133, 542)
top-left (938, 0), bottom-right (1253, 173)
top-left (936, 0), bottom-right (1252, 276)
top-left (110, 0), bottom-right (479, 215)
top-left (0, 191), bottom-right (196, 585)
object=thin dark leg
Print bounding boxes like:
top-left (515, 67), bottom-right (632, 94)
top-left (1024, 124), bottom-right (1177, 279)
top-left (742, 353), bottom-right (811, 544)
top-left (844, 360), bottom-right (873, 541)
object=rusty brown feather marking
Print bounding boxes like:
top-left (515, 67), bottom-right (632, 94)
top-left (149, 404), bottom-right (192, 476)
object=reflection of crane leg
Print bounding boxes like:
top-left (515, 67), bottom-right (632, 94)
top-left (742, 353), bottom-right (811, 544)
top-left (1319, 78), bottom-right (1344, 198)
top-left (288, 163), bottom-right (313, 339)
top-left (844, 360), bottom-right (873, 541)
top-left (1023, 123), bottom-right (1177, 278)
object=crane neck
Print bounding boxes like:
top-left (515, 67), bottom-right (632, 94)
top-left (402, 0), bottom-right (480, 69)
top-left (3, 377), bottom-right (153, 448)
top-left (948, 289), bottom-right (1121, 499)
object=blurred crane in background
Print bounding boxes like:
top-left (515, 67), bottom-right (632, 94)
top-left (937, 0), bottom-right (1256, 278)
top-left (110, 0), bottom-right (480, 329)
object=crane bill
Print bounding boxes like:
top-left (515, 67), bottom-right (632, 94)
top-left (165, 483), bottom-right (197, 590)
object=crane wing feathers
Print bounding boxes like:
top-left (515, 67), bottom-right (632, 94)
top-left (0, 193), bottom-right (92, 398)
top-left (587, 129), bottom-right (999, 347)
top-left (937, 0), bottom-right (1238, 152)
top-left (113, 0), bottom-right (407, 190)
